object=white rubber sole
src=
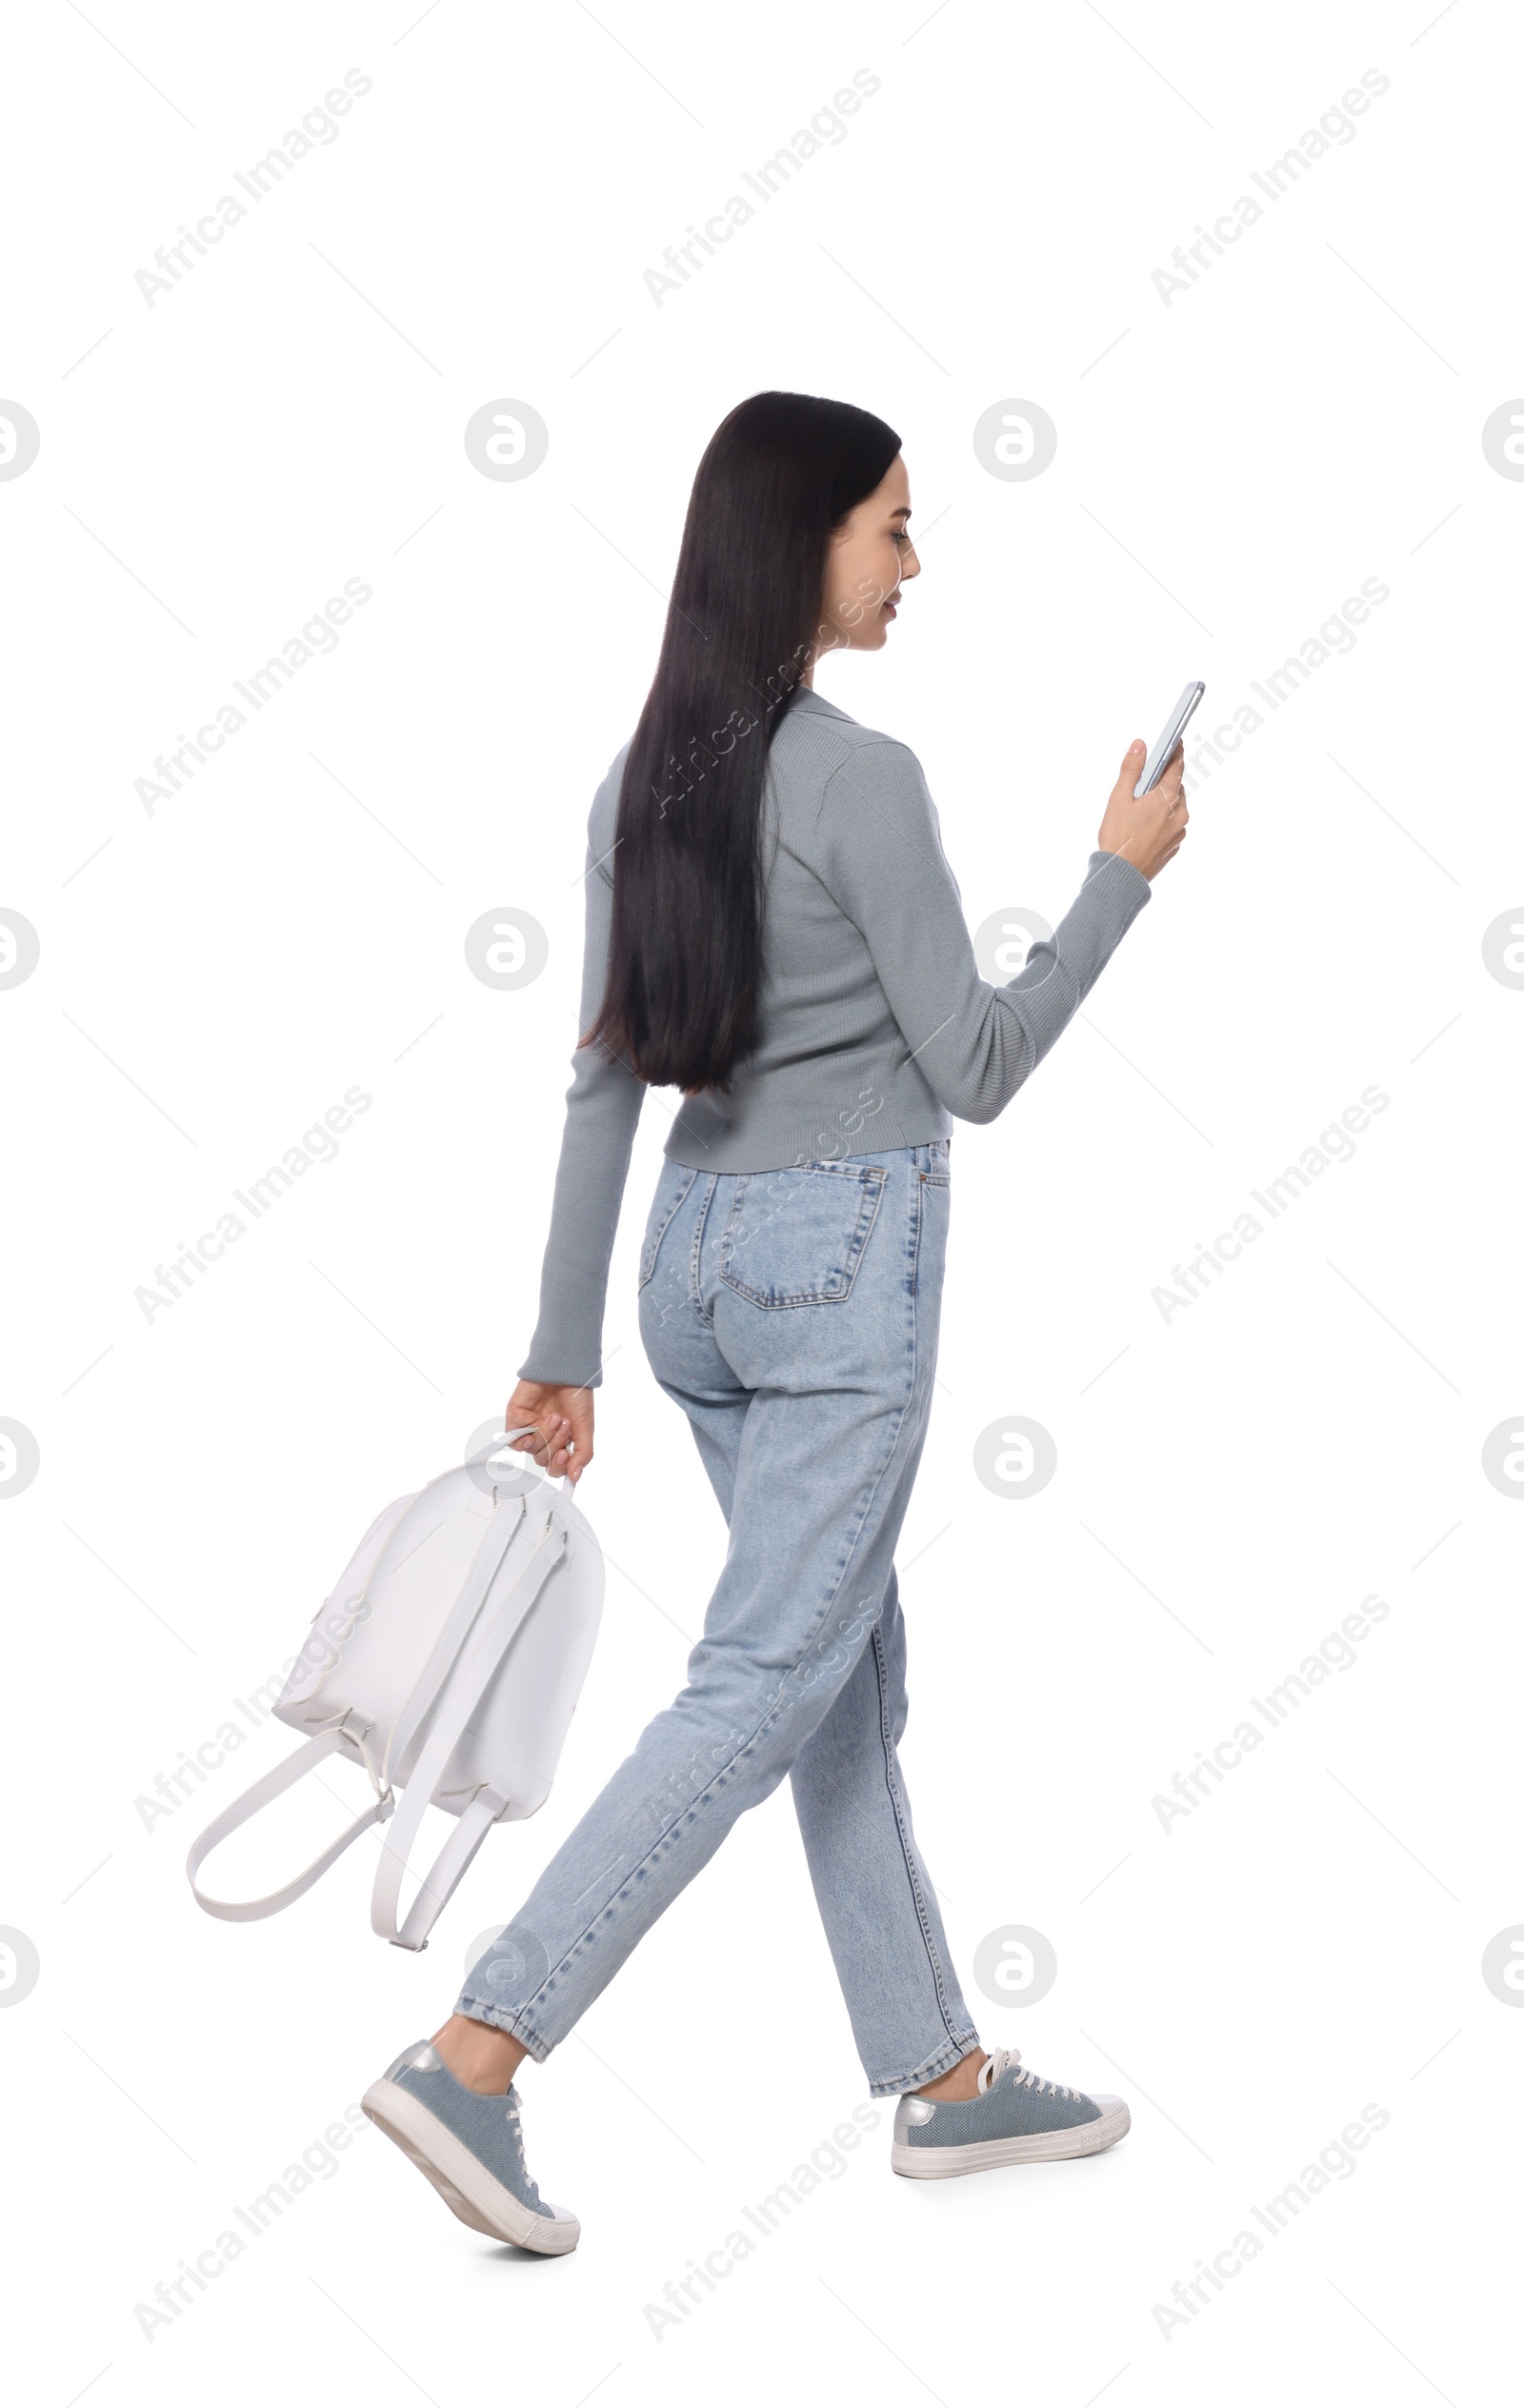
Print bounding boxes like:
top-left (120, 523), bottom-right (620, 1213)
top-left (892, 2098), bottom-right (1131, 2179)
top-left (362, 2077), bottom-right (580, 2254)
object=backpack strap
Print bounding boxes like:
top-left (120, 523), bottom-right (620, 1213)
top-left (379, 1786), bottom-right (505, 1954)
top-left (371, 1511), bottom-right (571, 1951)
top-left (186, 1715), bottom-right (394, 1922)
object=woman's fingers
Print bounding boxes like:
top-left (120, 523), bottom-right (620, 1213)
top-left (503, 1382), bottom-right (594, 1485)
top-left (1097, 734), bottom-right (1191, 880)
top-left (1154, 745), bottom-right (1185, 804)
top-left (511, 1414), bottom-right (567, 1467)
top-left (527, 1414), bottom-right (588, 1479)
top-left (1113, 739), bottom-right (1146, 802)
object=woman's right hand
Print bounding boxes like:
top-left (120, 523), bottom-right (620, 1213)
top-left (1097, 738), bottom-right (1189, 881)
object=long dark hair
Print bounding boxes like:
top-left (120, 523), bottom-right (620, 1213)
top-left (583, 390), bottom-right (901, 1094)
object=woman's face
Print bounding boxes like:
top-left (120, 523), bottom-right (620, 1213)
top-left (816, 452), bottom-right (920, 658)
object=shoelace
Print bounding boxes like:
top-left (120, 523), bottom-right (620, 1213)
top-left (502, 2090), bottom-right (543, 2204)
top-left (977, 2047), bottom-right (1078, 2101)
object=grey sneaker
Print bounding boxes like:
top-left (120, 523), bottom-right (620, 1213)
top-left (362, 2040), bottom-right (580, 2253)
top-left (892, 2046), bottom-right (1130, 2178)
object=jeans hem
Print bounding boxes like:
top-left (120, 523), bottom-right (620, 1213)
top-left (867, 2029), bottom-right (982, 2099)
top-left (453, 1996), bottom-right (553, 2063)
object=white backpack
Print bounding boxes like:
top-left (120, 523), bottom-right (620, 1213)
top-left (187, 1432), bottom-right (603, 1951)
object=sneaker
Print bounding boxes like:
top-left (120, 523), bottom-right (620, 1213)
top-left (362, 2040), bottom-right (580, 2253)
top-left (891, 2046), bottom-right (1130, 2178)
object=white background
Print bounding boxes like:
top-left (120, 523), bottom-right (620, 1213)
top-left (3, 1), bottom-right (1519, 2401)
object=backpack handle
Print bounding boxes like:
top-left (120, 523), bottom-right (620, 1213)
top-left (468, 1427), bottom-right (570, 1498)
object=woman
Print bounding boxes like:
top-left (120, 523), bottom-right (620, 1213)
top-left (363, 391), bottom-right (1187, 2252)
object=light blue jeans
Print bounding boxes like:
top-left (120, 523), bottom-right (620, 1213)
top-left (456, 1138), bottom-right (980, 2096)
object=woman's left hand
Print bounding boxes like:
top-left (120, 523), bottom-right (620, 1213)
top-left (504, 1380), bottom-right (594, 1484)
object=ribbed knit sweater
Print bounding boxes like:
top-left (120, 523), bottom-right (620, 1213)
top-left (519, 686), bottom-right (1153, 1388)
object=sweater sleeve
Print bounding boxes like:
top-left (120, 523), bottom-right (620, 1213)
top-left (516, 813), bottom-right (645, 1392)
top-left (813, 738), bottom-right (1153, 1125)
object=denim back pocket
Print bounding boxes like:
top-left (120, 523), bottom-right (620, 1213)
top-left (638, 1164), bottom-right (699, 1290)
top-left (717, 1161), bottom-right (888, 1308)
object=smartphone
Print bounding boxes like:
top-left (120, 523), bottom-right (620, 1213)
top-left (1138, 682), bottom-right (1205, 793)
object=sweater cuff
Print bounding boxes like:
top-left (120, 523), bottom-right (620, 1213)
top-left (1059, 846), bottom-right (1153, 979)
top-left (517, 1346), bottom-right (604, 1394)
top-left (1055, 843), bottom-right (1152, 963)
top-left (1004, 847), bottom-right (1152, 1058)
top-left (1086, 846), bottom-right (1153, 916)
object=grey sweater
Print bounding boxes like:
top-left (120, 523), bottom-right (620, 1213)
top-left (519, 686), bottom-right (1153, 1388)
